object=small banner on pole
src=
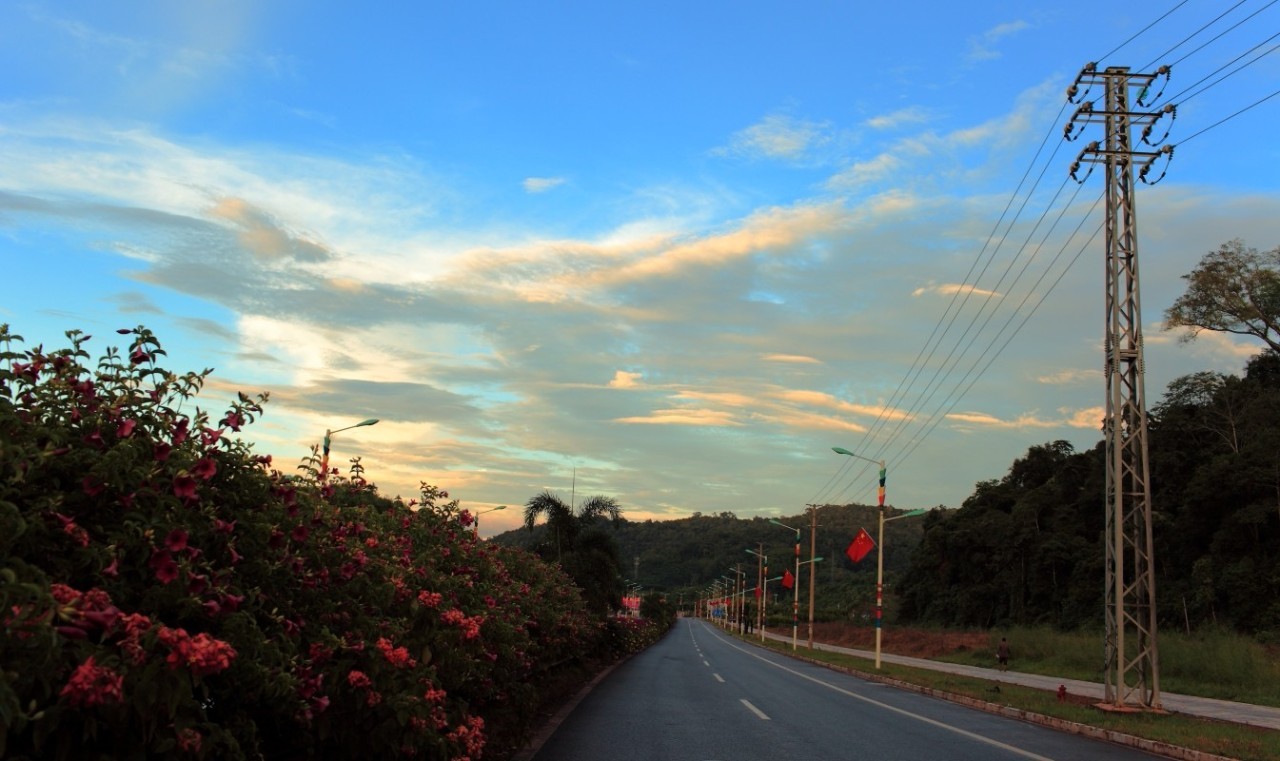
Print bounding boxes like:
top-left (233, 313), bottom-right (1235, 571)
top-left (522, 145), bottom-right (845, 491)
top-left (846, 527), bottom-right (876, 563)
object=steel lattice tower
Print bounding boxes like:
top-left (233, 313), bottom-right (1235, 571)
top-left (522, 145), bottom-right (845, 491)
top-left (1067, 64), bottom-right (1175, 710)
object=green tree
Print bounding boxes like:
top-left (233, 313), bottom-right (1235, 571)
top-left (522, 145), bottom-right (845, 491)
top-left (1164, 239), bottom-right (1280, 352)
top-left (523, 490), bottom-right (624, 616)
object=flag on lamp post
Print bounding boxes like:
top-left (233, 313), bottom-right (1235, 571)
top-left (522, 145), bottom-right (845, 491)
top-left (781, 569), bottom-right (795, 590)
top-left (846, 527), bottom-right (876, 563)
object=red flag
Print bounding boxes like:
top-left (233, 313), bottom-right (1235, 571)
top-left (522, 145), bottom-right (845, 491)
top-left (781, 570), bottom-right (795, 590)
top-left (754, 586), bottom-right (761, 598)
top-left (846, 527), bottom-right (876, 563)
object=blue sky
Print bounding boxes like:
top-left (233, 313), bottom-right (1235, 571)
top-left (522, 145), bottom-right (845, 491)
top-left (2, 1), bottom-right (1278, 536)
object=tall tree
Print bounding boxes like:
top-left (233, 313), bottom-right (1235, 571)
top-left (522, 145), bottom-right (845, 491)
top-left (523, 490), bottom-right (624, 615)
top-left (1164, 239), bottom-right (1280, 352)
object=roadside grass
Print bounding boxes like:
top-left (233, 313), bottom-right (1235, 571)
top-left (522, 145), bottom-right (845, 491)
top-left (749, 634), bottom-right (1280, 761)
top-left (935, 625), bottom-right (1280, 708)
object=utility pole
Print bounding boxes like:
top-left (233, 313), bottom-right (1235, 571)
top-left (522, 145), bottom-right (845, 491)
top-left (1066, 62), bottom-right (1175, 711)
top-left (806, 504), bottom-right (819, 648)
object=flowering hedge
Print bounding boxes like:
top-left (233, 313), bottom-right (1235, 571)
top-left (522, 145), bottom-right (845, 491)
top-left (0, 326), bottom-right (612, 760)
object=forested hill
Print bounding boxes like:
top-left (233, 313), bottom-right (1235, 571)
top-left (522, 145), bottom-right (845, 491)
top-left (494, 349), bottom-right (1280, 637)
top-left (493, 503), bottom-right (930, 600)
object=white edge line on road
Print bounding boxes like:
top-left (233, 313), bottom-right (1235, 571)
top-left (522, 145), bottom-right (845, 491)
top-left (713, 673), bottom-right (725, 683)
top-left (703, 660), bottom-right (710, 667)
top-left (740, 698), bottom-right (770, 720)
top-left (706, 623), bottom-right (1053, 761)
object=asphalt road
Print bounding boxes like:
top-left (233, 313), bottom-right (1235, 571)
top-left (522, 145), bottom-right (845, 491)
top-left (531, 618), bottom-right (1166, 761)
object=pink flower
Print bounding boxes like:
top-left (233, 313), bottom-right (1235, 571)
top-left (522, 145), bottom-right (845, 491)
top-left (116, 418), bottom-right (136, 438)
top-left (291, 524), bottom-right (309, 542)
top-left (102, 557), bottom-right (120, 578)
top-left (221, 411), bottom-right (245, 431)
top-left (172, 418), bottom-right (189, 445)
top-left (176, 728), bottom-right (202, 754)
top-left (129, 347), bottom-right (150, 365)
top-left (59, 656), bottom-right (124, 708)
top-left (149, 549), bottom-right (179, 585)
top-left (81, 476), bottom-right (105, 496)
top-left (192, 457), bottom-right (217, 481)
top-left (165, 529), bottom-right (189, 553)
top-left (376, 637), bottom-right (416, 669)
top-left (173, 474), bottom-right (198, 502)
top-left (347, 670), bottom-right (372, 688)
top-left (157, 627), bottom-right (236, 676)
top-left (153, 442), bottom-right (172, 461)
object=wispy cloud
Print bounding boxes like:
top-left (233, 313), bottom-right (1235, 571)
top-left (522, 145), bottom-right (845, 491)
top-left (715, 114), bottom-right (831, 162)
top-left (865, 107), bottom-right (930, 130)
top-left (614, 408), bottom-right (742, 426)
top-left (967, 20), bottom-right (1030, 62)
top-left (827, 153), bottom-right (902, 191)
top-left (1036, 368), bottom-right (1098, 385)
top-left (945, 406), bottom-right (1100, 430)
top-left (763, 353), bottom-right (822, 364)
top-left (912, 283), bottom-right (1001, 299)
top-left (608, 370), bottom-right (643, 388)
top-left (523, 176), bottom-right (566, 193)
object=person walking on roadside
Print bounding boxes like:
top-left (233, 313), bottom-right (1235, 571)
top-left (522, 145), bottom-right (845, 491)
top-left (997, 637), bottom-right (1010, 671)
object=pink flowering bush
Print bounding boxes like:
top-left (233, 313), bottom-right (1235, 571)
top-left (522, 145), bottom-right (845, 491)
top-left (0, 325), bottom-right (606, 760)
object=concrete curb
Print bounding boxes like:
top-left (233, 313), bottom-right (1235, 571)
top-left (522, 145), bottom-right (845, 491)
top-left (770, 645), bottom-right (1238, 761)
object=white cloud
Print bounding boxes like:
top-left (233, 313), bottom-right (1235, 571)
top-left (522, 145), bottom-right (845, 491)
top-left (945, 405), bottom-right (1099, 430)
top-left (865, 107), bottom-right (930, 130)
top-left (912, 283), bottom-right (1001, 299)
top-left (1036, 368), bottom-right (1099, 385)
top-left (609, 370), bottom-right (643, 388)
top-left (967, 20), bottom-right (1030, 62)
top-left (828, 153), bottom-right (901, 191)
top-left (715, 114), bottom-right (831, 161)
top-left (523, 176), bottom-right (566, 193)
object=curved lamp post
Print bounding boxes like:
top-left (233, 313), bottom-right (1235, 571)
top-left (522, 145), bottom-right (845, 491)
top-left (832, 446), bottom-right (925, 668)
top-left (321, 418), bottom-right (379, 481)
top-left (769, 518), bottom-right (802, 650)
top-left (727, 566), bottom-right (746, 633)
top-left (474, 505), bottom-right (506, 537)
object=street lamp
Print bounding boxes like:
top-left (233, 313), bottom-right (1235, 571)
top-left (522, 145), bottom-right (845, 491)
top-left (320, 418), bottom-right (379, 481)
top-left (727, 566), bottom-right (746, 633)
top-left (832, 446), bottom-right (925, 669)
top-left (769, 518), bottom-right (802, 650)
top-left (473, 505), bottom-right (506, 537)
top-left (745, 547), bottom-right (767, 641)
top-left (712, 579), bottom-right (729, 626)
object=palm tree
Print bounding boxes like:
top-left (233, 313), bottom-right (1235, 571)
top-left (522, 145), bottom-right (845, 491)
top-left (523, 490), bottom-right (621, 561)
top-left (523, 490), bottom-right (623, 615)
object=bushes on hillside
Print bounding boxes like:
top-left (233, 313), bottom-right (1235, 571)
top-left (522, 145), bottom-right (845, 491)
top-left (0, 325), bottom-right (600, 760)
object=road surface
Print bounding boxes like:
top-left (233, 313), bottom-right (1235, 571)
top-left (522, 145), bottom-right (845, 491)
top-left (531, 618), bottom-right (1166, 760)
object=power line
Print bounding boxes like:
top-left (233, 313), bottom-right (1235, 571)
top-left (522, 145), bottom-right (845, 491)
top-left (1180, 87), bottom-right (1280, 143)
top-left (1099, 0), bottom-right (1193, 62)
top-left (810, 1), bottom-right (1279, 508)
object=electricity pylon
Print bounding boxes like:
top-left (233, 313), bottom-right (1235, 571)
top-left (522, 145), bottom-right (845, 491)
top-left (1066, 63), bottom-right (1176, 711)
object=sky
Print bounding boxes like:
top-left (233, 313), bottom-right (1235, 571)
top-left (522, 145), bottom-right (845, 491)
top-left (2, 1), bottom-right (1278, 537)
